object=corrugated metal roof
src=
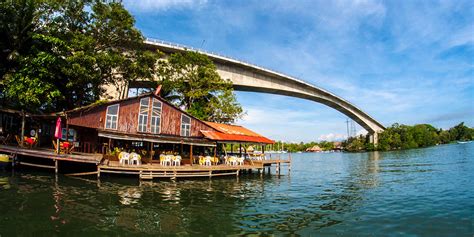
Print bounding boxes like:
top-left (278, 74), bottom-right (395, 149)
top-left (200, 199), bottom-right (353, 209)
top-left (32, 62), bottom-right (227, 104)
top-left (204, 122), bottom-right (264, 137)
top-left (202, 122), bottom-right (274, 144)
top-left (98, 130), bottom-right (216, 147)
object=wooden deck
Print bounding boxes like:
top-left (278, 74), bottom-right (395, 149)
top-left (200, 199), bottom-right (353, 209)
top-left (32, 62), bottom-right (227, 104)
top-left (98, 160), bottom-right (289, 179)
top-left (0, 144), bottom-right (291, 179)
top-left (252, 159), bottom-right (291, 166)
top-left (0, 145), bottom-right (102, 164)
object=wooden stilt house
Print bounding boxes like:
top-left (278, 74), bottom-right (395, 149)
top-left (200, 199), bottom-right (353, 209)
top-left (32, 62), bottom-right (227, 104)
top-left (64, 91), bottom-right (219, 164)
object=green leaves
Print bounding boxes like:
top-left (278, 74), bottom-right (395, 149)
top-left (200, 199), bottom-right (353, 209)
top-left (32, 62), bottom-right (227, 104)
top-left (1, 0), bottom-right (243, 123)
top-left (1, 0), bottom-right (158, 112)
top-left (345, 122), bottom-right (474, 152)
top-left (158, 51), bottom-right (244, 124)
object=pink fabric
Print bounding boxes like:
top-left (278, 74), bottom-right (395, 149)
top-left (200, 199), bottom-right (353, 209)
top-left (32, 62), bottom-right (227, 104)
top-left (54, 117), bottom-right (62, 139)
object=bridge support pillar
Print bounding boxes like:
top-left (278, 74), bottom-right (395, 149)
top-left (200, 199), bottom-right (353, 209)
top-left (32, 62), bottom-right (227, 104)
top-left (369, 132), bottom-right (379, 145)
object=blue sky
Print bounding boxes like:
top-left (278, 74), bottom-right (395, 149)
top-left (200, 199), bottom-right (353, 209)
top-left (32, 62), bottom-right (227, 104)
top-left (122, 0), bottom-right (474, 142)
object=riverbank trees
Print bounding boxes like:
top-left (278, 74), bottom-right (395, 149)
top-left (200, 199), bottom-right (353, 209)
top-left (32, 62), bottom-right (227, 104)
top-left (343, 122), bottom-right (474, 152)
top-left (0, 0), bottom-right (243, 124)
top-left (259, 122), bottom-right (473, 153)
top-left (1, 0), bottom-right (156, 112)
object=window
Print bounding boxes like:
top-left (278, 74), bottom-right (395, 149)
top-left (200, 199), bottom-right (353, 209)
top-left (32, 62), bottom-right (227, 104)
top-left (138, 97), bottom-right (149, 132)
top-left (150, 98), bottom-right (162, 134)
top-left (105, 104), bottom-right (119, 129)
top-left (61, 128), bottom-right (76, 141)
top-left (181, 114), bottom-right (191, 136)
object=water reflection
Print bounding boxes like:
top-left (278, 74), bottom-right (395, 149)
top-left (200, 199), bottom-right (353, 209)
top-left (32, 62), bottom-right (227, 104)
top-left (0, 143), bottom-right (472, 236)
top-left (0, 176), bottom-right (10, 189)
top-left (118, 187), bottom-right (142, 205)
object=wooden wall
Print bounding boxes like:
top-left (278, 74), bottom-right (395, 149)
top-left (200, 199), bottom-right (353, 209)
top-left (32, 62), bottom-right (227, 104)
top-left (68, 106), bottom-right (104, 129)
top-left (67, 95), bottom-right (215, 138)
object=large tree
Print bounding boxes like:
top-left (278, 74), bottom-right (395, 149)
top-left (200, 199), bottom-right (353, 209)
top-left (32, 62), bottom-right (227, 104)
top-left (1, 0), bottom-right (244, 124)
top-left (157, 51), bottom-right (244, 124)
top-left (0, 0), bottom-right (159, 112)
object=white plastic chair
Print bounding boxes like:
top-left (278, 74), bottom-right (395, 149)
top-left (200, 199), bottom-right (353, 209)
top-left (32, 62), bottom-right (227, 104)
top-left (130, 153), bottom-right (141, 165)
top-left (163, 155), bottom-right (172, 166)
top-left (172, 155), bottom-right (181, 166)
top-left (160, 154), bottom-right (166, 166)
top-left (237, 157), bottom-right (244, 166)
top-left (204, 156), bottom-right (212, 166)
top-left (228, 156), bottom-right (238, 166)
top-left (119, 152), bottom-right (130, 165)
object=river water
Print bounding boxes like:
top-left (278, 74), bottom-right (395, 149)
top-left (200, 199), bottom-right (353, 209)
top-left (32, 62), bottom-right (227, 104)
top-left (0, 143), bottom-right (472, 236)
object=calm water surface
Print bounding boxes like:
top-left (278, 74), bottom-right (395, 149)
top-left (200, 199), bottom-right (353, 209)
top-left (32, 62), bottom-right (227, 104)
top-left (0, 143), bottom-right (473, 236)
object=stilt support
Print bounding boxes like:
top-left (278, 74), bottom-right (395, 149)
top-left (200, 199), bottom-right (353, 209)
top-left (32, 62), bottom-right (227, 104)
top-left (54, 159), bottom-right (58, 174)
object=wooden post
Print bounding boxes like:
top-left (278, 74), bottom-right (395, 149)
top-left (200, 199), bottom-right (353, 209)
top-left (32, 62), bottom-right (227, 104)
top-left (150, 142), bottom-right (153, 160)
top-left (289, 153), bottom-right (292, 173)
top-left (239, 143), bottom-right (242, 157)
top-left (20, 111), bottom-right (25, 146)
top-left (180, 142), bottom-right (183, 156)
top-left (97, 167), bottom-right (101, 179)
top-left (213, 144), bottom-right (217, 157)
top-left (190, 144), bottom-right (193, 165)
top-left (65, 113), bottom-right (69, 143)
top-left (54, 159), bottom-right (58, 174)
top-left (56, 138), bottom-right (60, 154)
top-left (231, 144), bottom-right (233, 154)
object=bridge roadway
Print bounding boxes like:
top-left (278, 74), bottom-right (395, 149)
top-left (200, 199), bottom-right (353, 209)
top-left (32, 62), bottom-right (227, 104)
top-left (108, 39), bottom-right (385, 143)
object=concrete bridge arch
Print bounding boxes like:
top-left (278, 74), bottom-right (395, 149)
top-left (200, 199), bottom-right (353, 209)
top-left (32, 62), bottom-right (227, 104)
top-left (125, 39), bottom-right (385, 143)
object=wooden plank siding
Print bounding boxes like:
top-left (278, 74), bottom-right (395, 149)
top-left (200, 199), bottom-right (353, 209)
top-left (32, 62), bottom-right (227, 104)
top-left (68, 105), bottom-right (104, 129)
top-left (66, 94), bottom-right (215, 139)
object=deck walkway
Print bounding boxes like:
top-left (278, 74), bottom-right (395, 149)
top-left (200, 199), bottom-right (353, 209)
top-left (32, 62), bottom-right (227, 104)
top-left (0, 145), bottom-right (290, 179)
top-left (99, 160), bottom-right (289, 179)
top-left (0, 145), bottom-right (102, 164)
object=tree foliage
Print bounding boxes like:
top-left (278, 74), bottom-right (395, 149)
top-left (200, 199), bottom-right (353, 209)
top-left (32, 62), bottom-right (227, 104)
top-left (1, 0), bottom-right (243, 124)
top-left (262, 140), bottom-right (338, 153)
top-left (344, 122), bottom-right (474, 152)
top-left (0, 0), bottom-right (159, 112)
top-left (156, 51), bottom-right (244, 124)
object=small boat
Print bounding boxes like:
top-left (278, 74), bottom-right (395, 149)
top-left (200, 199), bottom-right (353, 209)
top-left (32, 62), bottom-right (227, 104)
top-left (457, 141), bottom-right (471, 144)
top-left (0, 154), bottom-right (11, 168)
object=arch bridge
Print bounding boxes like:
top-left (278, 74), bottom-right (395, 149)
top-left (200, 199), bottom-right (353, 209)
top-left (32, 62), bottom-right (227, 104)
top-left (115, 39), bottom-right (385, 143)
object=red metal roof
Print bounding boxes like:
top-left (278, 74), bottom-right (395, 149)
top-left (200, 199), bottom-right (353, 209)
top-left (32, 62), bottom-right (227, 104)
top-left (202, 122), bottom-right (274, 144)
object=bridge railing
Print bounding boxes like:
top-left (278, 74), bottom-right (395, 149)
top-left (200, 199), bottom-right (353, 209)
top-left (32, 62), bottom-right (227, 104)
top-left (146, 38), bottom-right (323, 90)
top-left (145, 37), bottom-right (368, 118)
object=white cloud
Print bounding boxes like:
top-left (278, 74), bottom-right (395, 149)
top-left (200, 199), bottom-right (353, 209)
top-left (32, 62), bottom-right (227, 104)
top-left (123, 0), bottom-right (208, 12)
top-left (446, 24), bottom-right (474, 48)
top-left (131, 0), bottom-right (474, 138)
top-left (318, 133), bottom-right (347, 141)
